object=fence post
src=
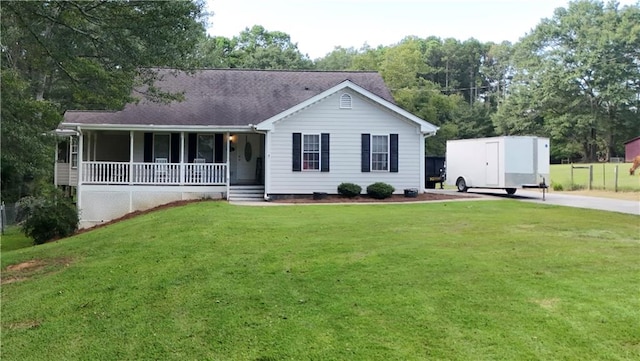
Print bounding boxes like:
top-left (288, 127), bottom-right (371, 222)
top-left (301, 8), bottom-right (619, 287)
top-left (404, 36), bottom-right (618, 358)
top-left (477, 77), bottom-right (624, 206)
top-left (614, 165), bottom-right (619, 193)
top-left (603, 163), bottom-right (606, 189)
top-left (571, 164), bottom-right (574, 186)
top-left (589, 165), bottom-right (593, 190)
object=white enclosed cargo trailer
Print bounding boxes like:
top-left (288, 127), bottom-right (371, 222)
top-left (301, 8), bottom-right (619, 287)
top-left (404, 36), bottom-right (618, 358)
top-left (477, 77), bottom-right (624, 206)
top-left (445, 136), bottom-right (550, 195)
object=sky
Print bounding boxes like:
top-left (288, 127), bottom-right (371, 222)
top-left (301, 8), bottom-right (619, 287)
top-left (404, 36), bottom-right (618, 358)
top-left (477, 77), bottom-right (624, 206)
top-left (204, 0), bottom-right (637, 59)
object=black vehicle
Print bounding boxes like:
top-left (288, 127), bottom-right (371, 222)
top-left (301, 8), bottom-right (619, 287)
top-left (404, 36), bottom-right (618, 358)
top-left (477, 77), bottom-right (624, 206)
top-left (425, 156), bottom-right (446, 189)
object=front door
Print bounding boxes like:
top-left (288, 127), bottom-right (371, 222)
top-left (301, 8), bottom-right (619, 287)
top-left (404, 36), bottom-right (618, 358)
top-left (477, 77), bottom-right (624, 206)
top-left (231, 133), bottom-right (262, 184)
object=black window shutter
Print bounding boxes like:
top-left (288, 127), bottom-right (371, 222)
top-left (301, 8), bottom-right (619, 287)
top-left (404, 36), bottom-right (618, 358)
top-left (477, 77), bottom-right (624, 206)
top-left (214, 134), bottom-right (224, 163)
top-left (188, 133), bottom-right (197, 163)
top-left (321, 133), bottom-right (330, 172)
top-left (390, 133), bottom-right (398, 173)
top-left (292, 133), bottom-right (301, 172)
top-left (143, 132), bottom-right (153, 162)
top-left (361, 134), bottom-right (370, 172)
top-left (170, 133), bottom-right (180, 163)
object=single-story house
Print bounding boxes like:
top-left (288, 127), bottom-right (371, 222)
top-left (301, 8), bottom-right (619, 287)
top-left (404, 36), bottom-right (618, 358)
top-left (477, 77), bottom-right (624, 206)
top-left (624, 136), bottom-right (640, 162)
top-left (55, 69), bottom-right (438, 228)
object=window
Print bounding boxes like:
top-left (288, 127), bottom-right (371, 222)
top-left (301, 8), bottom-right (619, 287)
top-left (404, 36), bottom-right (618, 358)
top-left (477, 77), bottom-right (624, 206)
top-left (293, 133), bottom-right (330, 172)
top-left (371, 135), bottom-right (389, 171)
top-left (303, 134), bottom-right (320, 170)
top-left (197, 134), bottom-right (214, 163)
top-left (154, 134), bottom-right (170, 161)
top-left (340, 93), bottom-right (352, 109)
top-left (361, 133), bottom-right (398, 173)
top-left (70, 137), bottom-right (78, 168)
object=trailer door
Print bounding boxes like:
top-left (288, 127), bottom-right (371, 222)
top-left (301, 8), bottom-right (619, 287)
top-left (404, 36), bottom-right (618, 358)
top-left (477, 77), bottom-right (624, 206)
top-left (485, 141), bottom-right (499, 186)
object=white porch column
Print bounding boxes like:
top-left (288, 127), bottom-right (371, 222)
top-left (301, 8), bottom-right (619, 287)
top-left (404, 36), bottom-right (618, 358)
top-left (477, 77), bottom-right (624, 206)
top-left (129, 131), bottom-right (134, 185)
top-left (264, 131), bottom-right (271, 199)
top-left (180, 132), bottom-right (185, 185)
top-left (77, 129), bottom-right (84, 217)
top-left (226, 132), bottom-right (230, 199)
top-left (92, 132), bottom-right (97, 161)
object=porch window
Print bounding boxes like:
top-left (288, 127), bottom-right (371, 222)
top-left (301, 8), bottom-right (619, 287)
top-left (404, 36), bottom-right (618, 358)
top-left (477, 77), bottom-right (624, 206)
top-left (70, 137), bottom-right (78, 168)
top-left (197, 134), bottom-right (214, 163)
top-left (303, 134), bottom-right (320, 170)
top-left (154, 134), bottom-right (170, 161)
top-left (57, 140), bottom-right (69, 163)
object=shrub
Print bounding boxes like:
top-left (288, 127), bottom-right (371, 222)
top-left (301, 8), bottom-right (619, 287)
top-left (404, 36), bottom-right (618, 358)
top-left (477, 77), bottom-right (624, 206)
top-left (16, 189), bottom-right (78, 245)
top-left (552, 183), bottom-right (564, 191)
top-left (337, 182), bottom-right (362, 198)
top-left (366, 182), bottom-right (395, 199)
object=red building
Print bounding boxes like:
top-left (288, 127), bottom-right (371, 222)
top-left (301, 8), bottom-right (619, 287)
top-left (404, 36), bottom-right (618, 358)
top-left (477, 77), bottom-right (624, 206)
top-left (624, 136), bottom-right (640, 161)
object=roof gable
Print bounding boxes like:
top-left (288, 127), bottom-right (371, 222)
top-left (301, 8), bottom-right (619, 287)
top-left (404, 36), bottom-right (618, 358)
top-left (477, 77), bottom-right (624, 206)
top-left (255, 80), bottom-right (438, 134)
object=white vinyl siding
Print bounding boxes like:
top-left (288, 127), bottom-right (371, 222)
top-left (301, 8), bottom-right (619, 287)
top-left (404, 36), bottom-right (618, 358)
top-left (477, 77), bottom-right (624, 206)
top-left (267, 90), bottom-right (423, 194)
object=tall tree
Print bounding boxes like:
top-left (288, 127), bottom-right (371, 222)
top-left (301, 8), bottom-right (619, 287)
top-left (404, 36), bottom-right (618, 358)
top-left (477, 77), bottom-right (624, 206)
top-left (1, 0), bottom-right (207, 201)
top-left (496, 0), bottom-right (640, 161)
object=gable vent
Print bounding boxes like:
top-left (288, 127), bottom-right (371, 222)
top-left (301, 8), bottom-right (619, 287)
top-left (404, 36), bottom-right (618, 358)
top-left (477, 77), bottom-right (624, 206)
top-left (340, 93), bottom-right (352, 109)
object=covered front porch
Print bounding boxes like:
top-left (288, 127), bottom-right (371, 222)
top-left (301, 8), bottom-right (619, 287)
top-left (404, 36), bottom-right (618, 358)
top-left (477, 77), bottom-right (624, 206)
top-left (56, 129), bottom-right (265, 188)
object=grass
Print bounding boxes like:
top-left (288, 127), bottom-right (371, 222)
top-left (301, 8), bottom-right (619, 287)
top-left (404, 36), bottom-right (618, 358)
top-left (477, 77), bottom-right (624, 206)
top-left (550, 162), bottom-right (640, 192)
top-left (2, 201), bottom-right (639, 360)
top-left (1, 226), bottom-right (33, 252)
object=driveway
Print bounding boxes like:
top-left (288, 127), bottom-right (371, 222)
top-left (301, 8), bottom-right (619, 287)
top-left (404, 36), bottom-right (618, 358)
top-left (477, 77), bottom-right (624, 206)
top-left (440, 189), bottom-right (639, 216)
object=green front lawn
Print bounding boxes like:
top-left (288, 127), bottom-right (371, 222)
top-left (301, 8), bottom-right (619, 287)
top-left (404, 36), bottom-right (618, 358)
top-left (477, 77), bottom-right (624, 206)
top-left (2, 201), bottom-right (639, 360)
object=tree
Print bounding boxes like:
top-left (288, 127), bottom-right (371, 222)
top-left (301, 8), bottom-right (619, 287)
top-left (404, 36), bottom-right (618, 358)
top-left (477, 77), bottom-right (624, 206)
top-left (1, 0), bottom-right (207, 201)
top-left (497, 0), bottom-right (640, 161)
top-left (315, 46), bottom-right (358, 70)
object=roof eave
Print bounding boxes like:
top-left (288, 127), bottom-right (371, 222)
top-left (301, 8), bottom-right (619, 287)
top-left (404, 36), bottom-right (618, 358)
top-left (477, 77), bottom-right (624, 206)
top-left (59, 123), bottom-right (254, 133)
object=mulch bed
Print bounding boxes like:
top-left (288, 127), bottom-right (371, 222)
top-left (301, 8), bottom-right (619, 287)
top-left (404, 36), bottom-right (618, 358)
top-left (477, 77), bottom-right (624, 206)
top-left (271, 192), bottom-right (474, 204)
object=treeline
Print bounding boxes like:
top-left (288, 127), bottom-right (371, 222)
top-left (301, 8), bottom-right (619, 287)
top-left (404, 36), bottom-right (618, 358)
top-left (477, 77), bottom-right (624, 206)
top-left (198, 0), bottom-right (640, 161)
top-left (2, 0), bottom-right (638, 203)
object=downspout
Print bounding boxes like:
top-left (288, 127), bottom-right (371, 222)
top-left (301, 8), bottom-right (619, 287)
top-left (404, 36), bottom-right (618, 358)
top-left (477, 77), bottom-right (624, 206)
top-left (226, 132), bottom-right (230, 200)
top-left (421, 130), bottom-right (437, 192)
top-left (251, 126), bottom-right (270, 201)
top-left (54, 141), bottom-right (59, 187)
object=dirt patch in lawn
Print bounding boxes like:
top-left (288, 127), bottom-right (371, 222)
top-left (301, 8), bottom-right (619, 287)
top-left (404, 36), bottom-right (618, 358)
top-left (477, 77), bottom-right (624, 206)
top-left (272, 192), bottom-right (476, 204)
top-left (2, 258), bottom-right (72, 285)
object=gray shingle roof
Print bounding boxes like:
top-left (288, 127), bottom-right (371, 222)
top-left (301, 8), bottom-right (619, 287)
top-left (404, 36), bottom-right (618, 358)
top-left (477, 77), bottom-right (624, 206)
top-left (63, 69), bottom-right (395, 127)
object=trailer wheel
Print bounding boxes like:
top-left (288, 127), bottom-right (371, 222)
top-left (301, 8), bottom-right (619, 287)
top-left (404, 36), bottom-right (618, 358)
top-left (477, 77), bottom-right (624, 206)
top-left (505, 188), bottom-right (517, 195)
top-left (456, 177), bottom-right (468, 192)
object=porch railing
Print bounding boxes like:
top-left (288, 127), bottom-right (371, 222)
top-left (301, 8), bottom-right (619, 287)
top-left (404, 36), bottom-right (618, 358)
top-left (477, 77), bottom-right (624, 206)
top-left (82, 161), bottom-right (227, 185)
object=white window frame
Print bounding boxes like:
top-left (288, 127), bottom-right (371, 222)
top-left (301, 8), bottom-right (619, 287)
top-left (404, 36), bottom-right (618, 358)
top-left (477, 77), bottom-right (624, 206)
top-left (302, 134), bottom-right (320, 171)
top-left (371, 135), bottom-right (389, 171)
top-left (340, 93), bottom-right (352, 109)
top-left (153, 133), bottom-right (171, 162)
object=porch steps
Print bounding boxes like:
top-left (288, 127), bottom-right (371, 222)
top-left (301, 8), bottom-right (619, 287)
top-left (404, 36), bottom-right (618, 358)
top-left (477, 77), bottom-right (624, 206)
top-left (228, 185), bottom-right (265, 202)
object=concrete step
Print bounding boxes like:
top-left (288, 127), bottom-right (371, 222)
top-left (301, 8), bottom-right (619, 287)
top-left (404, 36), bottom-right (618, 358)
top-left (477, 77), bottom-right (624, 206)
top-left (229, 186), bottom-right (264, 202)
